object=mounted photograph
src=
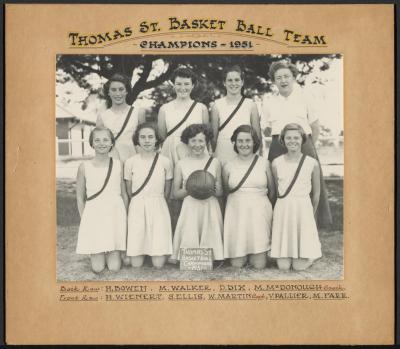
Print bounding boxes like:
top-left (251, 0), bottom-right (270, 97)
top-left (56, 54), bottom-right (343, 281)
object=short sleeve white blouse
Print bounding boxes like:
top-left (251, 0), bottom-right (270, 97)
top-left (262, 84), bottom-right (318, 135)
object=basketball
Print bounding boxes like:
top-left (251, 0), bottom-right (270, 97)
top-left (186, 170), bottom-right (216, 200)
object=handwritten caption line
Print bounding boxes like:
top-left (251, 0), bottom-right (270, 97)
top-left (58, 283), bottom-right (348, 303)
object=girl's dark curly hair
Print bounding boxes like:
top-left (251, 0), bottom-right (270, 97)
top-left (171, 67), bottom-right (198, 85)
top-left (181, 124), bottom-right (213, 144)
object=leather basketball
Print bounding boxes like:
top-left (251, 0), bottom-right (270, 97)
top-left (186, 170), bottom-right (216, 200)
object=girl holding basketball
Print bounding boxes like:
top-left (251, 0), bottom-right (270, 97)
top-left (170, 124), bottom-right (224, 262)
top-left (76, 126), bottom-right (129, 273)
top-left (124, 123), bottom-right (173, 269)
top-left (270, 123), bottom-right (322, 271)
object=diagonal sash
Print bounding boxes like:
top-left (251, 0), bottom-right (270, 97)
top-left (204, 156), bottom-right (214, 171)
top-left (218, 97), bottom-right (245, 132)
top-left (228, 155), bottom-right (259, 194)
top-left (86, 158), bottom-right (113, 201)
top-left (277, 154), bottom-right (307, 199)
top-left (130, 153), bottom-right (160, 198)
top-left (166, 101), bottom-right (197, 137)
top-left (114, 106), bottom-right (134, 141)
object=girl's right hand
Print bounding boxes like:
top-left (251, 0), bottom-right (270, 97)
top-left (181, 186), bottom-right (189, 198)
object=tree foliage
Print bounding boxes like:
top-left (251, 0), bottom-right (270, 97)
top-left (57, 54), bottom-right (341, 117)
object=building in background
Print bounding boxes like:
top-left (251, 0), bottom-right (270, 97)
top-left (56, 104), bottom-right (96, 158)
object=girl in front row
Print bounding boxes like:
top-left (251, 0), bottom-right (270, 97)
top-left (270, 123), bottom-right (322, 271)
top-left (124, 123), bottom-right (173, 269)
top-left (223, 125), bottom-right (274, 269)
top-left (171, 124), bottom-right (224, 263)
top-left (76, 126), bottom-right (128, 273)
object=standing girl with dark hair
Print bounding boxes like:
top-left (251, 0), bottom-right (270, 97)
top-left (97, 73), bottom-right (145, 162)
top-left (157, 67), bottom-right (210, 231)
top-left (158, 67), bottom-right (209, 165)
top-left (211, 65), bottom-right (262, 166)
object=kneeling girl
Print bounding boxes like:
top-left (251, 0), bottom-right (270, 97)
top-left (171, 124), bottom-right (224, 262)
top-left (271, 123), bottom-right (322, 271)
top-left (76, 126), bottom-right (128, 273)
top-left (222, 125), bottom-right (275, 269)
top-left (124, 123), bottom-right (173, 268)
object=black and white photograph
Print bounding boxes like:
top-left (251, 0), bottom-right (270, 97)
top-left (56, 54), bottom-right (343, 281)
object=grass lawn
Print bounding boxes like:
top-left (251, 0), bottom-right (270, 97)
top-left (57, 179), bottom-right (343, 281)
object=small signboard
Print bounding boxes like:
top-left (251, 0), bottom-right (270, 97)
top-left (179, 248), bottom-right (213, 271)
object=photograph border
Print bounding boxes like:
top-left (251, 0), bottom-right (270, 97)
top-left (56, 53), bottom-right (344, 282)
top-left (5, 3), bottom-right (395, 345)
